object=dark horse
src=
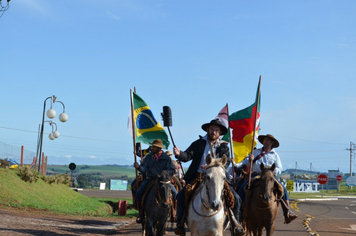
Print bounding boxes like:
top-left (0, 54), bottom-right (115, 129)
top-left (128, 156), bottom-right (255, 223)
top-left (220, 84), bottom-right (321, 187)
top-left (141, 171), bottom-right (172, 236)
top-left (243, 163), bottom-right (284, 236)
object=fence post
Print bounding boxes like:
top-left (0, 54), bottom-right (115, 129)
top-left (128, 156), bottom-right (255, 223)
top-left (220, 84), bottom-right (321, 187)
top-left (21, 146), bottom-right (24, 167)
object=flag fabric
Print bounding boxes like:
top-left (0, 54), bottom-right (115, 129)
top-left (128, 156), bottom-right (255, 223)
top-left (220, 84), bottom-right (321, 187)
top-left (215, 104), bottom-right (230, 141)
top-left (130, 91), bottom-right (170, 149)
top-left (229, 80), bottom-right (261, 163)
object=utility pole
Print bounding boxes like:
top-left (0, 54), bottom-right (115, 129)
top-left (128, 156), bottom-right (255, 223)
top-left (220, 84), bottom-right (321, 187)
top-left (295, 162), bottom-right (297, 179)
top-left (346, 142), bottom-right (355, 189)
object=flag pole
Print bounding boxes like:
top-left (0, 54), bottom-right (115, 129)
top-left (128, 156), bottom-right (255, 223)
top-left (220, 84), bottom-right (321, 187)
top-left (226, 103), bottom-right (236, 189)
top-left (130, 88), bottom-right (139, 189)
top-left (248, 76), bottom-right (262, 189)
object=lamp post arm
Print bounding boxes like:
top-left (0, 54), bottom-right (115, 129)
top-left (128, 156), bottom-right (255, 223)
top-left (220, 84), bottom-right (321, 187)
top-left (55, 100), bottom-right (66, 113)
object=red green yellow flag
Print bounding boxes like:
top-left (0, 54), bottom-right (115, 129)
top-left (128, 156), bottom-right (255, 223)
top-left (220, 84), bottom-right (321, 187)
top-left (229, 79), bottom-right (261, 163)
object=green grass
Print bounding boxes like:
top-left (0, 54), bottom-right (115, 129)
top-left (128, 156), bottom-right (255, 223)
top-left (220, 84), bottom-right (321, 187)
top-left (0, 168), bottom-right (136, 218)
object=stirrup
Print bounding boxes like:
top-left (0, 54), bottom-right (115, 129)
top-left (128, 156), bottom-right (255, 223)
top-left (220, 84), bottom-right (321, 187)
top-left (284, 211), bottom-right (298, 224)
top-left (233, 223), bottom-right (245, 236)
top-left (174, 225), bottom-right (185, 235)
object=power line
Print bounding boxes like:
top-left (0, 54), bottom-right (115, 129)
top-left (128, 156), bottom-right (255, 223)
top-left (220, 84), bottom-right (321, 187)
top-left (276, 134), bottom-right (347, 146)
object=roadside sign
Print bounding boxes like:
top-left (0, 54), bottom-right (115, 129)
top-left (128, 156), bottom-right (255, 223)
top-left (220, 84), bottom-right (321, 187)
top-left (336, 175), bottom-right (342, 182)
top-left (317, 174), bottom-right (328, 185)
top-left (346, 176), bottom-right (356, 186)
top-left (286, 180), bottom-right (294, 192)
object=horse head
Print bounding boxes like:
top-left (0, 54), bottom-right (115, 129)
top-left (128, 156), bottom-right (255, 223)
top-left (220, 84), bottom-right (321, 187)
top-left (204, 154), bottom-right (227, 211)
top-left (259, 163), bottom-right (276, 202)
top-left (156, 171), bottom-right (172, 208)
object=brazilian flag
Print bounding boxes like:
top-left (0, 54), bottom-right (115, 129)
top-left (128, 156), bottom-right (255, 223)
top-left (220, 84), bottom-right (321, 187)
top-left (133, 92), bottom-right (170, 149)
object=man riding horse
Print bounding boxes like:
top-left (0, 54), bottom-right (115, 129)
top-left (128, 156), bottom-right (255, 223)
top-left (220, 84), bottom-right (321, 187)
top-left (234, 134), bottom-right (298, 224)
top-left (173, 119), bottom-right (245, 236)
top-left (134, 139), bottom-right (178, 223)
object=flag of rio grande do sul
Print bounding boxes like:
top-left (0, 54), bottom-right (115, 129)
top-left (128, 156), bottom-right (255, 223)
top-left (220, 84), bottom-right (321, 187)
top-left (229, 80), bottom-right (261, 163)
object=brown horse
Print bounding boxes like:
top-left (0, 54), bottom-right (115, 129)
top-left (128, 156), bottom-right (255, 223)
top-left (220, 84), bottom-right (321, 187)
top-left (166, 175), bottom-right (184, 230)
top-left (243, 163), bottom-right (284, 236)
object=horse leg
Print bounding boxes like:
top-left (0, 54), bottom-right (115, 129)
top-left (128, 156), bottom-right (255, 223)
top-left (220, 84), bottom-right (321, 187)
top-left (266, 221), bottom-right (276, 236)
top-left (146, 217), bottom-right (155, 236)
top-left (156, 214), bottom-right (169, 236)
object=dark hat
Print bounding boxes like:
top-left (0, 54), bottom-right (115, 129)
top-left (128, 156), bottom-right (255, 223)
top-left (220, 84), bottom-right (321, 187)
top-left (201, 119), bottom-right (228, 135)
top-left (258, 134), bottom-right (279, 148)
top-left (150, 139), bottom-right (164, 149)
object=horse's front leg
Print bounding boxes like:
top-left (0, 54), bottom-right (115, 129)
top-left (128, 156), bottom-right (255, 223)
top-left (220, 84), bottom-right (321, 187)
top-left (265, 222), bottom-right (276, 236)
top-left (145, 217), bottom-right (155, 236)
top-left (156, 214), bottom-right (169, 236)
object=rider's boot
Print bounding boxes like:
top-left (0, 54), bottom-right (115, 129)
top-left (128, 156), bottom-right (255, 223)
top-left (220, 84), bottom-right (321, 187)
top-left (228, 208), bottom-right (245, 236)
top-left (174, 206), bottom-right (185, 235)
top-left (281, 199), bottom-right (298, 224)
top-left (136, 204), bottom-right (144, 224)
top-left (132, 193), bottom-right (137, 210)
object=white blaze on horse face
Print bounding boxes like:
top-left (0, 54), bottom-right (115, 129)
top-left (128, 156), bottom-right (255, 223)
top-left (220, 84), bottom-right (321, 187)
top-left (206, 162), bottom-right (225, 211)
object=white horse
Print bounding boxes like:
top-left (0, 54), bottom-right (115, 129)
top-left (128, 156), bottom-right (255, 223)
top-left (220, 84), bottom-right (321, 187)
top-left (187, 154), bottom-right (227, 236)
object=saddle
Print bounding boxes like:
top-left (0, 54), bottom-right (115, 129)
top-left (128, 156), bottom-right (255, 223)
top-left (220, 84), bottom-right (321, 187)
top-left (243, 175), bottom-right (284, 210)
top-left (184, 175), bottom-right (234, 208)
top-left (141, 179), bottom-right (156, 207)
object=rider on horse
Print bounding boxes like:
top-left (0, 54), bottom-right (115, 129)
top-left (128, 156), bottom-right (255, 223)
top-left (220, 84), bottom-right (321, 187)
top-left (234, 134), bottom-right (298, 224)
top-left (133, 139), bottom-right (178, 223)
top-left (173, 119), bottom-right (245, 236)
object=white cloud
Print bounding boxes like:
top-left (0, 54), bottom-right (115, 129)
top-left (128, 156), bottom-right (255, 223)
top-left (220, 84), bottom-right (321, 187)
top-left (106, 10), bottom-right (120, 21)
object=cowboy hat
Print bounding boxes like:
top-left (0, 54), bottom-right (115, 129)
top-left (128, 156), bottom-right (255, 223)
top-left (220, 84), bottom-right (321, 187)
top-left (150, 139), bottom-right (164, 149)
top-left (166, 150), bottom-right (173, 156)
top-left (258, 134), bottom-right (279, 148)
top-left (201, 119), bottom-right (228, 135)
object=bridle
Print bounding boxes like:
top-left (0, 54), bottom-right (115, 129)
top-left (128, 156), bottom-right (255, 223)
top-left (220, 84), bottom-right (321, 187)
top-left (251, 169), bottom-right (278, 210)
top-left (154, 179), bottom-right (171, 208)
top-left (193, 163), bottom-right (225, 217)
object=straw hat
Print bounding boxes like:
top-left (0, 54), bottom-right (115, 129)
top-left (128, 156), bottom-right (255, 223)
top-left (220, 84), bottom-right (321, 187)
top-left (258, 134), bottom-right (279, 148)
top-left (150, 139), bottom-right (164, 149)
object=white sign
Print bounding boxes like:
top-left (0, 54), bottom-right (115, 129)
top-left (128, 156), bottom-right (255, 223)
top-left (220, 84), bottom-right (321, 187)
top-left (282, 180), bottom-right (320, 192)
top-left (100, 183), bottom-right (106, 190)
top-left (346, 176), bottom-right (356, 186)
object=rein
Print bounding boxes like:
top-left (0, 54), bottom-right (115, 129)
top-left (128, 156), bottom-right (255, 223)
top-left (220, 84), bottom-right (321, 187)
top-left (192, 163), bottom-right (225, 218)
top-left (250, 169), bottom-right (278, 210)
top-left (154, 179), bottom-right (171, 207)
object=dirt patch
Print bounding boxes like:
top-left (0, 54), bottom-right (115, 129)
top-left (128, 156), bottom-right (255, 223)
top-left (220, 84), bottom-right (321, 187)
top-left (0, 207), bottom-right (134, 236)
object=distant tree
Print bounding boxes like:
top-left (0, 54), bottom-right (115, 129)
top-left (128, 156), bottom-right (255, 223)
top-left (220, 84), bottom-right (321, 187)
top-left (77, 174), bottom-right (89, 188)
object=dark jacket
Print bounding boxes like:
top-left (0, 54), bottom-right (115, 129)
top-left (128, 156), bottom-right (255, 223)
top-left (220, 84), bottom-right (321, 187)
top-left (176, 136), bottom-right (231, 183)
top-left (138, 151), bottom-right (176, 178)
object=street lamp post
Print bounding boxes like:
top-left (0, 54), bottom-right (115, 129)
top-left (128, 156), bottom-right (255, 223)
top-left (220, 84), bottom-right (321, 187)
top-left (36, 95), bottom-right (68, 172)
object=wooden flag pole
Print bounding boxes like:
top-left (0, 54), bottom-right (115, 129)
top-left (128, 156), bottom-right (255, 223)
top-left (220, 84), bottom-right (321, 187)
top-left (226, 103), bottom-right (236, 190)
top-left (130, 88), bottom-right (139, 190)
top-left (248, 76), bottom-right (262, 189)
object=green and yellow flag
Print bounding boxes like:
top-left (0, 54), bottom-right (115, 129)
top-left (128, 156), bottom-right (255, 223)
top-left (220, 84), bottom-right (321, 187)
top-left (131, 92), bottom-right (170, 149)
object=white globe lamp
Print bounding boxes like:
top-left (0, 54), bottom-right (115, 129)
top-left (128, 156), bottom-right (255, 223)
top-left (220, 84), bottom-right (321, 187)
top-left (59, 112), bottom-right (68, 122)
top-left (49, 133), bottom-right (55, 140)
top-left (53, 130), bottom-right (60, 138)
top-left (47, 109), bottom-right (56, 119)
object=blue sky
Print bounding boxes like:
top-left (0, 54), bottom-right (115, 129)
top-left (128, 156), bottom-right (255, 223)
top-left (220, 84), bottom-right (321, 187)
top-left (1, 1), bottom-right (356, 174)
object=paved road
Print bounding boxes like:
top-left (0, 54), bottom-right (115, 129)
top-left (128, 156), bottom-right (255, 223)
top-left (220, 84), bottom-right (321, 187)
top-left (79, 190), bottom-right (356, 235)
